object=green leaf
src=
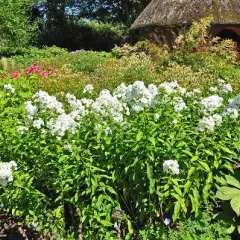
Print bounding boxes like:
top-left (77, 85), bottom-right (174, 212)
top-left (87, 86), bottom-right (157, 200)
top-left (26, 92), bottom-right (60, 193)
top-left (203, 149), bottom-right (214, 156)
top-left (225, 175), bottom-right (240, 189)
top-left (146, 162), bottom-right (155, 194)
top-left (173, 186), bottom-right (182, 196)
top-left (97, 126), bottom-right (103, 140)
top-left (231, 196), bottom-right (240, 216)
top-left (127, 219), bottom-right (134, 235)
top-left (220, 146), bottom-right (237, 157)
top-left (173, 202), bottom-right (181, 222)
top-left (227, 225), bottom-right (236, 234)
top-left (136, 132), bottom-right (143, 142)
top-left (100, 220), bottom-right (113, 227)
top-left (199, 161), bottom-right (210, 172)
top-left (190, 156), bottom-right (198, 162)
top-left (216, 186), bottom-right (240, 201)
top-left (183, 181), bottom-right (192, 195)
top-left (187, 167), bottom-right (195, 178)
top-left (182, 150), bottom-right (193, 157)
top-left (148, 137), bottom-right (156, 146)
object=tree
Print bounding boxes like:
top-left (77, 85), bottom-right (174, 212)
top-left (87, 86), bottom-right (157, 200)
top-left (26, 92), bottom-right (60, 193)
top-left (0, 0), bottom-right (40, 54)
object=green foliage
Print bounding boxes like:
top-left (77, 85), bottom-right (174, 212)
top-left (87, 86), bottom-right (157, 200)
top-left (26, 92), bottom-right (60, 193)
top-left (139, 210), bottom-right (231, 240)
top-left (175, 17), bottom-right (213, 52)
top-left (40, 19), bottom-right (128, 51)
top-left (42, 50), bottom-right (112, 74)
top-left (5, 46), bottom-right (67, 70)
top-left (0, 71), bottom-right (239, 238)
top-left (216, 173), bottom-right (240, 233)
top-left (216, 175), bottom-right (240, 215)
top-left (0, 0), bottom-right (38, 54)
top-left (174, 17), bottom-right (239, 64)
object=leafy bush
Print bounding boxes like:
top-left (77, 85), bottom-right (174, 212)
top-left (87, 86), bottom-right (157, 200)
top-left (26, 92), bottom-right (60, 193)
top-left (0, 0), bottom-right (38, 55)
top-left (174, 16), bottom-right (239, 63)
top-left (0, 73), bottom-right (239, 238)
top-left (158, 64), bottom-right (216, 90)
top-left (4, 46), bottom-right (67, 70)
top-left (39, 19), bottom-right (128, 51)
top-left (215, 173), bottom-right (240, 234)
top-left (95, 53), bottom-right (158, 90)
top-left (41, 50), bottom-right (113, 74)
top-left (169, 53), bottom-right (240, 82)
top-left (139, 210), bottom-right (231, 240)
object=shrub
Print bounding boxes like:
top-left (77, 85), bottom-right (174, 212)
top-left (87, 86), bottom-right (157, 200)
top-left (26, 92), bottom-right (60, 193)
top-left (0, 0), bottom-right (38, 55)
top-left (0, 76), bottom-right (239, 238)
top-left (139, 210), bottom-right (231, 240)
top-left (157, 64), bottom-right (216, 90)
top-left (95, 53), bottom-right (158, 90)
top-left (170, 53), bottom-right (240, 84)
top-left (41, 50), bottom-right (113, 74)
top-left (113, 40), bottom-right (171, 65)
top-left (39, 19), bottom-right (128, 52)
top-left (5, 46), bottom-right (67, 70)
top-left (174, 17), bottom-right (239, 63)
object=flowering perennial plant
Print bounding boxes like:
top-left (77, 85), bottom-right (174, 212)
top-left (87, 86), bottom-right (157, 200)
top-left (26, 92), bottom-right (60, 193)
top-left (18, 79), bottom-right (240, 137)
top-left (0, 77), bottom-right (240, 239)
top-left (4, 83), bottom-right (15, 94)
top-left (0, 161), bottom-right (17, 186)
top-left (163, 160), bottom-right (180, 175)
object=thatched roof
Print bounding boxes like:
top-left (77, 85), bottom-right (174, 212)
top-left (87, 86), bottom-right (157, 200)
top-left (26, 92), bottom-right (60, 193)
top-left (131, 0), bottom-right (240, 30)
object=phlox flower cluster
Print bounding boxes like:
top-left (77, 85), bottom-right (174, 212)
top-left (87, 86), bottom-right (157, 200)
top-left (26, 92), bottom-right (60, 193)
top-left (223, 95), bottom-right (240, 119)
top-left (83, 84), bottom-right (94, 94)
top-left (32, 91), bottom-right (64, 114)
top-left (17, 126), bottom-right (29, 135)
top-left (163, 160), bottom-right (180, 175)
top-left (113, 81), bottom-right (187, 113)
top-left (92, 89), bottom-right (127, 122)
top-left (10, 72), bottom-right (20, 79)
top-left (46, 113), bottom-right (79, 137)
top-left (4, 83), bottom-right (15, 94)
top-left (66, 93), bottom-right (91, 117)
top-left (195, 114), bottom-right (222, 132)
top-left (159, 81), bottom-right (186, 95)
top-left (0, 161), bottom-right (17, 186)
top-left (210, 79), bottom-right (232, 94)
top-left (200, 95), bottom-right (223, 113)
top-left (18, 79), bottom-right (239, 137)
top-left (172, 97), bottom-right (187, 112)
top-left (197, 93), bottom-right (225, 132)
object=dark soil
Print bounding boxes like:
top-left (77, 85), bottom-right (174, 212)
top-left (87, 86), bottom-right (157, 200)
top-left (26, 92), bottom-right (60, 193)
top-left (0, 211), bottom-right (40, 240)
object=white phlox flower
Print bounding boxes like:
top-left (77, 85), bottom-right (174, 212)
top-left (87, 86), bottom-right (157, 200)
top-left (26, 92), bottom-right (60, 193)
top-left (113, 81), bottom-right (160, 111)
top-left (4, 83), bottom-right (15, 94)
top-left (222, 108), bottom-right (239, 119)
top-left (17, 126), bottom-right (28, 135)
top-left (46, 113), bottom-right (79, 137)
top-left (200, 95), bottom-right (223, 113)
top-left (32, 91), bottom-right (64, 114)
top-left (83, 84), bottom-right (94, 94)
top-left (210, 86), bottom-right (218, 92)
top-left (163, 160), bottom-right (180, 175)
top-left (195, 115), bottom-right (220, 132)
top-left (64, 144), bottom-right (72, 152)
top-left (217, 79), bottom-right (233, 94)
top-left (158, 81), bottom-right (180, 95)
top-left (92, 89), bottom-right (124, 122)
top-left (33, 118), bottom-right (44, 129)
top-left (0, 161), bottom-right (17, 186)
top-left (173, 97), bottom-right (187, 112)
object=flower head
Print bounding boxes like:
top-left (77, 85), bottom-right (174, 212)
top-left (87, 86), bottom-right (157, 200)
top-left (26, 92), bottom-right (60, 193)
top-left (163, 160), bottom-right (180, 175)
